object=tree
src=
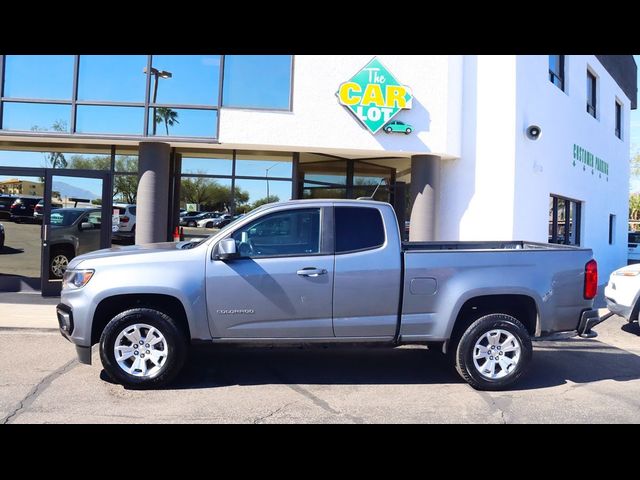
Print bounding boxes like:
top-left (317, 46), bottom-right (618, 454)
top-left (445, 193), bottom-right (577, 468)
top-left (32, 120), bottom-right (68, 170)
top-left (251, 195), bottom-right (280, 209)
top-left (631, 153), bottom-right (640, 179)
top-left (68, 154), bottom-right (139, 203)
top-left (630, 193), bottom-right (640, 222)
top-left (155, 107), bottom-right (179, 135)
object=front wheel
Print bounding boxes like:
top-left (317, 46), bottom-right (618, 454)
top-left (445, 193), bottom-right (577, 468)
top-left (405, 128), bottom-right (412, 134)
top-left (454, 313), bottom-right (532, 391)
top-left (99, 308), bottom-right (188, 389)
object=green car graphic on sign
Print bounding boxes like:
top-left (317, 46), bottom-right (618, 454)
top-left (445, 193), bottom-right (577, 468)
top-left (384, 120), bottom-right (413, 134)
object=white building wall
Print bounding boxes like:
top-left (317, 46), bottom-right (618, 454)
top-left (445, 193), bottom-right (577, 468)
top-left (439, 55), bottom-right (517, 240)
top-left (513, 55), bottom-right (631, 280)
top-left (219, 55), bottom-right (462, 158)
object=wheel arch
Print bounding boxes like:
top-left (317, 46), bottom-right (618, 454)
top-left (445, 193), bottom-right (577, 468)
top-left (91, 293), bottom-right (191, 345)
top-left (445, 293), bottom-right (539, 353)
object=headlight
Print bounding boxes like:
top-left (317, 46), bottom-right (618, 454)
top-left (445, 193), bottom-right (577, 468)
top-left (614, 270), bottom-right (640, 277)
top-left (62, 269), bottom-right (94, 289)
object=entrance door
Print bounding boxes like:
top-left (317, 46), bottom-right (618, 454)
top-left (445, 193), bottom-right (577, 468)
top-left (0, 167), bottom-right (46, 294)
top-left (41, 170), bottom-right (112, 296)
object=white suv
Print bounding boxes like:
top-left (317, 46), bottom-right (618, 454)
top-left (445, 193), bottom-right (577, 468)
top-left (113, 204), bottom-right (137, 241)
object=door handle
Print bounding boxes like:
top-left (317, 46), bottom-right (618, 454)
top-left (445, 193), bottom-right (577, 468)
top-left (297, 267), bottom-right (328, 277)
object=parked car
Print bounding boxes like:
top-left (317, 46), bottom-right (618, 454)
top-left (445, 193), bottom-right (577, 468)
top-left (0, 195), bottom-right (17, 219)
top-left (604, 263), bottom-right (640, 324)
top-left (33, 199), bottom-right (63, 223)
top-left (628, 231), bottom-right (640, 264)
top-left (180, 212), bottom-right (212, 227)
top-left (197, 213), bottom-right (228, 228)
top-left (0, 223), bottom-right (4, 249)
top-left (212, 214), bottom-right (235, 228)
top-left (384, 120), bottom-right (413, 134)
top-left (48, 208), bottom-right (103, 279)
top-left (57, 199), bottom-right (604, 390)
top-left (9, 196), bottom-right (42, 223)
top-left (112, 204), bottom-right (137, 241)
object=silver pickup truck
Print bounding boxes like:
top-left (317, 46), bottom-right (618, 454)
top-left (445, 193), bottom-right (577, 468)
top-left (57, 199), bottom-right (604, 390)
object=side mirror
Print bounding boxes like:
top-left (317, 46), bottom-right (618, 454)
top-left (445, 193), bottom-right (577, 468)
top-left (215, 238), bottom-right (239, 260)
top-left (79, 222), bottom-right (94, 231)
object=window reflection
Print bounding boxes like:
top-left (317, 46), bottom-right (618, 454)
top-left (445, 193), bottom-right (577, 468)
top-left (4, 55), bottom-right (74, 100)
top-left (223, 55), bottom-right (292, 110)
top-left (150, 55), bottom-right (221, 105)
top-left (148, 108), bottom-right (217, 137)
top-left (234, 178), bottom-right (292, 213)
top-left (76, 105), bottom-right (144, 135)
top-left (2, 103), bottom-right (70, 132)
top-left (78, 55), bottom-right (147, 103)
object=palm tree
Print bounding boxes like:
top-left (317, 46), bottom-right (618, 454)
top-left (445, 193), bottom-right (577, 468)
top-left (154, 107), bottom-right (179, 135)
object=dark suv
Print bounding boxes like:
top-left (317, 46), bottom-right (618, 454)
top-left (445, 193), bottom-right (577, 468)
top-left (0, 195), bottom-right (17, 219)
top-left (10, 196), bottom-right (42, 223)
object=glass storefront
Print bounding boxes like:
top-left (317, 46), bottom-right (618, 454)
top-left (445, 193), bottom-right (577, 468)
top-left (0, 55), bottom-right (294, 139)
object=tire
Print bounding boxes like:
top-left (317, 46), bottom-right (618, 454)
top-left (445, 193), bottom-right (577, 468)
top-left (49, 246), bottom-right (74, 279)
top-left (99, 308), bottom-right (188, 389)
top-left (188, 221), bottom-right (196, 227)
top-left (453, 313), bottom-right (532, 391)
top-left (206, 222), bottom-right (213, 229)
top-left (405, 128), bottom-right (412, 134)
top-left (385, 127), bottom-right (392, 133)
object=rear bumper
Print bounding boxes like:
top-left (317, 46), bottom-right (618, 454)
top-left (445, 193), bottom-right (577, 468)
top-left (576, 309), bottom-right (613, 338)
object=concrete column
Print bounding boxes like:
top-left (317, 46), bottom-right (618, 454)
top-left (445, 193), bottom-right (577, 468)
top-left (409, 155), bottom-right (440, 242)
top-left (137, 142), bottom-right (171, 245)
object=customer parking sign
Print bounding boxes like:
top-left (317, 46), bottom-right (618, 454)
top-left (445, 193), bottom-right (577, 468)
top-left (337, 57), bottom-right (413, 134)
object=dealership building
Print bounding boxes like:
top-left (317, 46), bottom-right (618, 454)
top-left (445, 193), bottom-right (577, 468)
top-left (0, 54), bottom-right (636, 294)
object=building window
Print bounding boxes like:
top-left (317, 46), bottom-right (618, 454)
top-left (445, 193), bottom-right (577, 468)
top-left (609, 214), bottom-right (616, 245)
top-left (615, 101), bottom-right (622, 139)
top-left (548, 55), bottom-right (565, 91)
top-left (587, 70), bottom-right (597, 118)
top-left (222, 55), bottom-right (293, 110)
top-left (549, 195), bottom-right (581, 246)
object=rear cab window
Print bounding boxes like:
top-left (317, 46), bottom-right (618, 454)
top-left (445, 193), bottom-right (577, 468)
top-left (335, 206), bottom-right (385, 253)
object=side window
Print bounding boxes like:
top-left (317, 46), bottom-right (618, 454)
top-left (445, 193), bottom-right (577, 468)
top-left (231, 208), bottom-right (321, 258)
top-left (335, 206), bottom-right (385, 253)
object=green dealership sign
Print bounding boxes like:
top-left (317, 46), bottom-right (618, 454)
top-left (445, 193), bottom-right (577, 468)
top-left (337, 57), bottom-right (413, 134)
top-left (572, 144), bottom-right (609, 181)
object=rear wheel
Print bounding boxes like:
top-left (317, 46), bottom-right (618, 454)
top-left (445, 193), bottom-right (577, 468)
top-left (99, 308), bottom-right (188, 389)
top-left (206, 222), bottom-right (213, 228)
top-left (453, 313), bottom-right (532, 390)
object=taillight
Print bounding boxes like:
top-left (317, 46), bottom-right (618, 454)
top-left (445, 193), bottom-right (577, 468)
top-left (120, 216), bottom-right (130, 223)
top-left (584, 259), bottom-right (598, 300)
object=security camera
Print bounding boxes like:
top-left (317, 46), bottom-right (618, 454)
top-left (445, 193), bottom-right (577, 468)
top-left (525, 125), bottom-right (542, 141)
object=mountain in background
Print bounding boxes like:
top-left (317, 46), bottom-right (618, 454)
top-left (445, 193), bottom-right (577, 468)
top-left (52, 181), bottom-right (100, 201)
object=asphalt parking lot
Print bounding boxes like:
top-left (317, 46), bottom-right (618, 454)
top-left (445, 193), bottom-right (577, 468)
top-left (1, 313), bottom-right (639, 423)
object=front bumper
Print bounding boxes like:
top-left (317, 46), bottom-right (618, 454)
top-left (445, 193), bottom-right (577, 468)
top-left (605, 296), bottom-right (633, 321)
top-left (57, 301), bottom-right (93, 365)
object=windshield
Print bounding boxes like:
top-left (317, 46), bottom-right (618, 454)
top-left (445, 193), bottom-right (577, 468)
top-left (50, 209), bottom-right (85, 227)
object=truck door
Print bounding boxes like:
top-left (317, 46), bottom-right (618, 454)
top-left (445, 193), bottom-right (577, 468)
top-left (206, 206), bottom-right (335, 338)
top-left (332, 205), bottom-right (402, 338)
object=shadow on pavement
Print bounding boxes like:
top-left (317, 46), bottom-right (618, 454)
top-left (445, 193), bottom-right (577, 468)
top-left (0, 246), bottom-right (25, 255)
top-left (621, 322), bottom-right (640, 336)
top-left (0, 274), bottom-right (41, 293)
top-left (100, 339), bottom-right (640, 391)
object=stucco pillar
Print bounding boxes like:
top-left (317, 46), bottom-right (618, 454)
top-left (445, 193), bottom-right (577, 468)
top-left (409, 155), bottom-right (440, 242)
top-left (137, 142), bottom-right (171, 245)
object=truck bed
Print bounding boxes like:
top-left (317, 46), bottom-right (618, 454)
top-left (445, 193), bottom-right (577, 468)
top-left (402, 240), bottom-right (585, 251)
